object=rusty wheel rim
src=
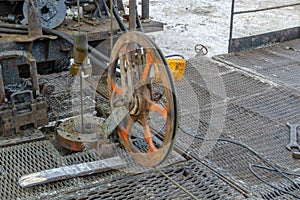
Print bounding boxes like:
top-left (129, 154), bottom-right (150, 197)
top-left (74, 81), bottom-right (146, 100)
top-left (107, 31), bottom-right (178, 166)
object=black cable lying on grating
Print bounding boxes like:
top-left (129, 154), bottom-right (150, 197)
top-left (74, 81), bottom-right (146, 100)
top-left (179, 126), bottom-right (300, 199)
top-left (249, 164), bottom-right (300, 199)
top-left (260, 179), bottom-right (300, 200)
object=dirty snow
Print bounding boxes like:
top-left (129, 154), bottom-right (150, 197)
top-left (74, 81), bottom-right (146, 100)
top-left (138, 0), bottom-right (300, 58)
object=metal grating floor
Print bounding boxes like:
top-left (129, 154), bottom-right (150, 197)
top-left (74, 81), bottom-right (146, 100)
top-left (214, 38), bottom-right (300, 90)
top-left (172, 41), bottom-right (300, 198)
top-left (0, 140), bottom-right (185, 199)
top-left (201, 38), bottom-right (300, 198)
top-left (46, 160), bottom-right (244, 200)
top-left (1, 39), bottom-right (300, 199)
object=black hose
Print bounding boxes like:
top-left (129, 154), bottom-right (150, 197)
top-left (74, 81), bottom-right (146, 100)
top-left (165, 54), bottom-right (185, 59)
top-left (110, 1), bottom-right (128, 32)
top-left (42, 27), bottom-right (73, 44)
top-left (249, 164), bottom-right (300, 199)
top-left (100, 0), bottom-right (111, 17)
top-left (44, 28), bottom-right (110, 68)
top-left (0, 27), bottom-right (28, 34)
top-left (0, 23), bottom-right (28, 30)
top-left (135, 8), bottom-right (144, 32)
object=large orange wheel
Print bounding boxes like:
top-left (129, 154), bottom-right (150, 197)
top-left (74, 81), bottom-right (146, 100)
top-left (107, 31), bottom-right (178, 166)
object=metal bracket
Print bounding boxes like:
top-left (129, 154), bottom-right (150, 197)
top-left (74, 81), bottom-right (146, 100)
top-left (286, 122), bottom-right (300, 151)
top-left (101, 106), bottom-right (128, 136)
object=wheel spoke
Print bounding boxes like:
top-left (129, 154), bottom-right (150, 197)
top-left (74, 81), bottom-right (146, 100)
top-left (141, 52), bottom-right (153, 82)
top-left (119, 117), bottom-right (133, 143)
top-left (148, 100), bottom-right (168, 120)
top-left (111, 81), bottom-right (123, 96)
top-left (142, 118), bottom-right (157, 153)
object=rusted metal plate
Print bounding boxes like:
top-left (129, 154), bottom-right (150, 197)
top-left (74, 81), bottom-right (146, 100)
top-left (0, 128), bottom-right (45, 147)
top-left (19, 156), bottom-right (127, 188)
top-left (56, 19), bottom-right (120, 41)
top-left (56, 116), bottom-right (105, 151)
top-left (229, 26), bottom-right (300, 52)
top-left (0, 37), bottom-right (72, 64)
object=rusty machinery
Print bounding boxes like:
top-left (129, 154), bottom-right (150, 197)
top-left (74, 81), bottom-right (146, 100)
top-left (0, 0), bottom-right (178, 186)
top-left (55, 30), bottom-right (178, 166)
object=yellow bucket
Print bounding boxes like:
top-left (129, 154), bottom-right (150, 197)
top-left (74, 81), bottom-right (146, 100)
top-left (166, 55), bottom-right (186, 81)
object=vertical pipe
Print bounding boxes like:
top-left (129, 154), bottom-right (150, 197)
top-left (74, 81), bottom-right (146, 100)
top-left (110, 0), bottom-right (113, 51)
top-left (77, 0), bottom-right (81, 32)
top-left (228, 0), bottom-right (235, 53)
top-left (142, 0), bottom-right (149, 19)
top-left (129, 0), bottom-right (136, 30)
top-left (73, 32), bottom-right (88, 134)
top-left (73, 33), bottom-right (88, 67)
top-left (0, 65), bottom-right (4, 106)
top-left (80, 69), bottom-right (84, 134)
top-left (30, 60), bottom-right (39, 98)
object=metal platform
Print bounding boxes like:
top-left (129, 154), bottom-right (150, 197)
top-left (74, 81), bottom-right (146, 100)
top-left (214, 38), bottom-right (300, 91)
top-left (1, 39), bottom-right (300, 199)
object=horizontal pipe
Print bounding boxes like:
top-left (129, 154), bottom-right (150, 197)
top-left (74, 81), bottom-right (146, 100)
top-left (234, 3), bottom-right (300, 15)
top-left (0, 27), bottom-right (28, 34)
top-left (0, 24), bottom-right (109, 69)
top-left (0, 23), bottom-right (28, 30)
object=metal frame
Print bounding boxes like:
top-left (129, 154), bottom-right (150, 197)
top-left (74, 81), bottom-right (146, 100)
top-left (228, 0), bottom-right (300, 52)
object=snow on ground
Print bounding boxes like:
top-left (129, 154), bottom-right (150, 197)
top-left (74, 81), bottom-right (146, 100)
top-left (140, 0), bottom-right (300, 58)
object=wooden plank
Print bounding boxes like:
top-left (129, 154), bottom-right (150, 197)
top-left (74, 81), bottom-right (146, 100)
top-left (19, 156), bottom-right (126, 188)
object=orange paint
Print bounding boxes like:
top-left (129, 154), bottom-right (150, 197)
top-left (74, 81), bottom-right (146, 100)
top-left (142, 52), bottom-right (153, 81)
top-left (111, 81), bottom-right (123, 95)
top-left (119, 119), bottom-right (133, 143)
top-left (144, 123), bottom-right (157, 153)
top-left (149, 102), bottom-right (168, 120)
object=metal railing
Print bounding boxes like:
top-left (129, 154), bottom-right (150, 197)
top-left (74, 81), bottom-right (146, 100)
top-left (228, 0), bottom-right (300, 52)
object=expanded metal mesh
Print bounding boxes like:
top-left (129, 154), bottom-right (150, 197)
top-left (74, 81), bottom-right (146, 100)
top-left (0, 140), bottom-right (185, 199)
top-left (186, 102), bottom-right (300, 189)
top-left (181, 54), bottom-right (300, 198)
top-left (259, 178), bottom-right (300, 200)
top-left (44, 160), bottom-right (244, 200)
top-left (233, 88), bottom-right (300, 124)
top-left (0, 141), bottom-right (78, 199)
top-left (219, 71), bottom-right (272, 99)
top-left (215, 38), bottom-right (300, 90)
top-left (2, 40), bottom-right (300, 199)
top-left (41, 71), bottom-right (101, 121)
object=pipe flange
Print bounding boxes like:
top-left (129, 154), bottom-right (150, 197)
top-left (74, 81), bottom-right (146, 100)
top-left (22, 0), bottom-right (66, 29)
top-left (56, 115), bottom-right (106, 151)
